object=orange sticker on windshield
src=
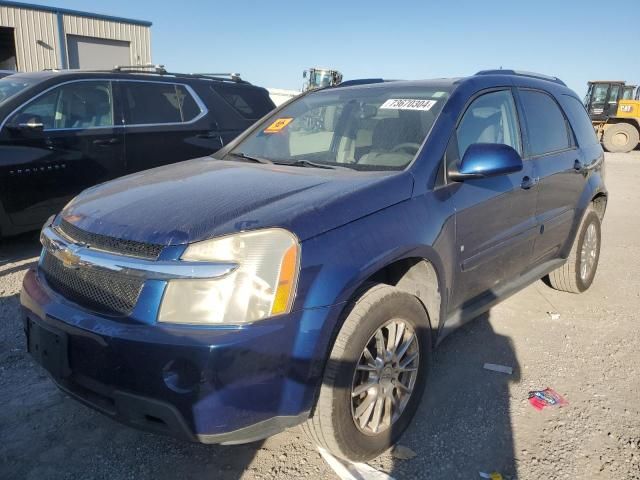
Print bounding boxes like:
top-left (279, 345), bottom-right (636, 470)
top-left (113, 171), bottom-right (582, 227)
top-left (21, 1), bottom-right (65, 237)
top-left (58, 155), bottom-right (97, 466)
top-left (264, 117), bottom-right (293, 133)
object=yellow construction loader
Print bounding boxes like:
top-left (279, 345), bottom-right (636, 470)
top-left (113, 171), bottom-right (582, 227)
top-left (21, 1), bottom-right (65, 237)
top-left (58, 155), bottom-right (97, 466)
top-left (585, 80), bottom-right (640, 153)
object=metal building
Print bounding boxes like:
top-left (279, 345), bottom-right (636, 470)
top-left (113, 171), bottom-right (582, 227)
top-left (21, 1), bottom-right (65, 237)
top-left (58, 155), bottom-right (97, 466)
top-left (0, 1), bottom-right (151, 72)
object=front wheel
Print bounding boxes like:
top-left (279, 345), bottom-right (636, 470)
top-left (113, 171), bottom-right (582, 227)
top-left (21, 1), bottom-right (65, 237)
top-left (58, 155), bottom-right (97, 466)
top-left (547, 208), bottom-right (601, 293)
top-left (303, 284), bottom-right (432, 461)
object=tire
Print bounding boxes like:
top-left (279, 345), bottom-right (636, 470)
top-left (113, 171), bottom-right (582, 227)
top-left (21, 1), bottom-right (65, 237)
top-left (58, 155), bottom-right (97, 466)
top-left (547, 208), bottom-right (601, 293)
top-left (303, 284), bottom-right (432, 461)
top-left (602, 123), bottom-right (639, 153)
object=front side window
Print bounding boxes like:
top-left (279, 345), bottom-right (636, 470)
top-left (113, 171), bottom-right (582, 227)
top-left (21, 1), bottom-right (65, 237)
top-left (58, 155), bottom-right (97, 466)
top-left (230, 85), bottom-right (451, 171)
top-left (519, 90), bottom-right (571, 156)
top-left (9, 81), bottom-right (113, 130)
top-left (456, 90), bottom-right (522, 160)
top-left (122, 82), bottom-right (201, 125)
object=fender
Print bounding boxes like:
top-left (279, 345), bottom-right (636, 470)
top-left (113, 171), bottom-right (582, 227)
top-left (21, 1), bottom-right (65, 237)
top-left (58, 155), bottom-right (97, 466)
top-left (561, 162), bottom-right (607, 259)
top-left (296, 196), bottom-right (454, 340)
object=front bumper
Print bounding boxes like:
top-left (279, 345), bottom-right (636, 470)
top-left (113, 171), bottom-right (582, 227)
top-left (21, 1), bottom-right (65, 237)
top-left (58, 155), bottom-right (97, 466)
top-left (21, 267), bottom-right (342, 444)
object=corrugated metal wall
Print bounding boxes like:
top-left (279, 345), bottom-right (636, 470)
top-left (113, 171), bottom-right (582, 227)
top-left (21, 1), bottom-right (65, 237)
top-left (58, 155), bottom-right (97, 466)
top-left (0, 6), bottom-right (59, 71)
top-left (0, 4), bottom-right (151, 71)
top-left (63, 14), bottom-right (151, 67)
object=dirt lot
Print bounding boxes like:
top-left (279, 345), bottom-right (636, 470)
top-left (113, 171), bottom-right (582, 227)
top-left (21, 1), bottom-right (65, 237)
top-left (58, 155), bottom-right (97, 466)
top-left (1, 152), bottom-right (639, 480)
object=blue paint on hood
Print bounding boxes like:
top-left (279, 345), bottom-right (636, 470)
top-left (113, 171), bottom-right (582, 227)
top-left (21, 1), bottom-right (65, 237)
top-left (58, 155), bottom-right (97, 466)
top-left (61, 157), bottom-right (415, 245)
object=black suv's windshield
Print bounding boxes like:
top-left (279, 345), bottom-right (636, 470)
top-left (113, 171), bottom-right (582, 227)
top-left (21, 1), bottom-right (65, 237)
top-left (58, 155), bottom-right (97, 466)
top-left (0, 76), bottom-right (38, 106)
top-left (230, 84), bottom-right (451, 171)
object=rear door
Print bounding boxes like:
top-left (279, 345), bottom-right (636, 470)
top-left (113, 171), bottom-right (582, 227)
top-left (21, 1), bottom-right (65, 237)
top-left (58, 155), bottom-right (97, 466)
top-left (517, 89), bottom-right (588, 265)
top-left (449, 89), bottom-right (539, 309)
top-left (121, 81), bottom-right (221, 173)
top-left (0, 79), bottom-right (125, 226)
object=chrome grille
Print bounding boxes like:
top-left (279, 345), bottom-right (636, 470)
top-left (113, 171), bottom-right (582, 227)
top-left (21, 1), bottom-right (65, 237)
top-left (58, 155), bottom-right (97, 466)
top-left (40, 251), bottom-right (144, 316)
top-left (58, 219), bottom-right (164, 260)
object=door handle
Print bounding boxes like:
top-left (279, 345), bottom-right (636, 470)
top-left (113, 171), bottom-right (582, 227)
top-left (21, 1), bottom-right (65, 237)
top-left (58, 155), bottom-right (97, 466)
top-left (574, 159), bottom-right (586, 173)
top-left (93, 138), bottom-right (120, 146)
top-left (521, 176), bottom-right (539, 190)
top-left (196, 132), bottom-right (220, 139)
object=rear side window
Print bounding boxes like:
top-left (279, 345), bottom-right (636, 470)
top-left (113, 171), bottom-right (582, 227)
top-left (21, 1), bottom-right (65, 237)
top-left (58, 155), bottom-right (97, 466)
top-left (213, 85), bottom-right (274, 120)
top-left (561, 95), bottom-right (599, 147)
top-left (519, 90), bottom-right (571, 156)
top-left (123, 82), bottom-right (202, 125)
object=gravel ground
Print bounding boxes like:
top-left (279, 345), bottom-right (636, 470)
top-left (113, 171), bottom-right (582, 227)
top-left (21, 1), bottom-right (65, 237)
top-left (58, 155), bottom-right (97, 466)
top-left (1, 152), bottom-right (639, 480)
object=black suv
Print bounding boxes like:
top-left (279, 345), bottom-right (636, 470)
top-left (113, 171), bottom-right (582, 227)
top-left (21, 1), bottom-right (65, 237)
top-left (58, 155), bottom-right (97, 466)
top-left (0, 68), bottom-right (275, 237)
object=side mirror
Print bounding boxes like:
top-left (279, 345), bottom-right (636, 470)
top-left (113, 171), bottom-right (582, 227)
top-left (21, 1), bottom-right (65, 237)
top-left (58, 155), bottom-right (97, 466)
top-left (6, 114), bottom-right (45, 135)
top-left (449, 143), bottom-right (523, 182)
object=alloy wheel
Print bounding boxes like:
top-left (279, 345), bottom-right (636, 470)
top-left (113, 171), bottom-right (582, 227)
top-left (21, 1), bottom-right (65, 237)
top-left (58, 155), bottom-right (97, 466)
top-left (350, 319), bottom-right (419, 435)
top-left (580, 222), bottom-right (598, 281)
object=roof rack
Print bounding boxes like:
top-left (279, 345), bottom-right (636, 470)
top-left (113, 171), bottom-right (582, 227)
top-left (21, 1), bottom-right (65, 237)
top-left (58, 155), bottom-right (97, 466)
top-left (475, 69), bottom-right (567, 86)
top-left (42, 65), bottom-right (249, 84)
top-left (113, 64), bottom-right (167, 74)
top-left (192, 72), bottom-right (242, 82)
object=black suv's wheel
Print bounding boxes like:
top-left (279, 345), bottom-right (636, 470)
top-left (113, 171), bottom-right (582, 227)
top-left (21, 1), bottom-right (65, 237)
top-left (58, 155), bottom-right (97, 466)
top-left (602, 123), bottom-right (639, 153)
top-left (547, 208), bottom-right (601, 293)
top-left (303, 284), bottom-right (432, 461)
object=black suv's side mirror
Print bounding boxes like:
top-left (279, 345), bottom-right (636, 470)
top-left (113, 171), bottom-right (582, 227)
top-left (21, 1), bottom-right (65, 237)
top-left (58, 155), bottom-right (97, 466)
top-left (6, 114), bottom-right (45, 136)
top-left (448, 143), bottom-right (523, 182)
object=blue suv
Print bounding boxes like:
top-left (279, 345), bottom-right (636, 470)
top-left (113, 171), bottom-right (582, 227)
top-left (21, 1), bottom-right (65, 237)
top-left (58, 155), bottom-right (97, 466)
top-left (21, 70), bottom-right (606, 461)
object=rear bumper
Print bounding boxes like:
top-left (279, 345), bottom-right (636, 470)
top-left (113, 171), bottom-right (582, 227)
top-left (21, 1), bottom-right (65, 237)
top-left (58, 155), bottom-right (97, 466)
top-left (21, 267), bottom-right (342, 444)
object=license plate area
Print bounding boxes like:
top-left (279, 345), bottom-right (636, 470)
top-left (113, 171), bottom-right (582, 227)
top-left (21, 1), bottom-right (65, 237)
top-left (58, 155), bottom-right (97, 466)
top-left (27, 318), bottom-right (70, 379)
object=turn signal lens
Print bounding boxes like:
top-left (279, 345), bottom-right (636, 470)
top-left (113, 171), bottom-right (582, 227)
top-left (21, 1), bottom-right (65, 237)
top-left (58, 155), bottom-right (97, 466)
top-left (271, 244), bottom-right (298, 315)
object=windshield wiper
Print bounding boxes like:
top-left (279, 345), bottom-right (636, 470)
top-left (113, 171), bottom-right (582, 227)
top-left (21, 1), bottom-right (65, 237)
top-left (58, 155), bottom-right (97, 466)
top-left (276, 159), bottom-right (352, 171)
top-left (226, 152), bottom-right (273, 164)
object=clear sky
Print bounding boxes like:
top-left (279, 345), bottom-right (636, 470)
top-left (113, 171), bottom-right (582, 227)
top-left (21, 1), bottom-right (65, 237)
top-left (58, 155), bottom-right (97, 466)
top-left (24, 0), bottom-right (640, 95)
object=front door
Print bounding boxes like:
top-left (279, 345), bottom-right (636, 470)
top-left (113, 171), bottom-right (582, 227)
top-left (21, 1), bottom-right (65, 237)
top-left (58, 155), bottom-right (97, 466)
top-left (448, 89), bottom-right (539, 310)
top-left (0, 80), bottom-right (125, 226)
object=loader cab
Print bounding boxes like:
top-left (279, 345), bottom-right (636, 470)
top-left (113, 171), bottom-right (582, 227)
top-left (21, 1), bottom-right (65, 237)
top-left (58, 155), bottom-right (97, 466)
top-left (585, 81), bottom-right (626, 121)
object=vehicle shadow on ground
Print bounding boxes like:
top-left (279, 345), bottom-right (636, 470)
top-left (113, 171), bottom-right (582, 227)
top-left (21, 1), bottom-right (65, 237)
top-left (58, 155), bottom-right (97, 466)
top-left (0, 231), bottom-right (41, 265)
top-left (381, 311), bottom-right (520, 480)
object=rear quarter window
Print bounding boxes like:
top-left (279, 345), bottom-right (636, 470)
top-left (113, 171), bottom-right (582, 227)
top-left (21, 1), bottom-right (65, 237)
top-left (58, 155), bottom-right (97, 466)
top-left (519, 90), bottom-right (571, 156)
top-left (560, 95), bottom-right (599, 147)
top-left (212, 85), bottom-right (275, 120)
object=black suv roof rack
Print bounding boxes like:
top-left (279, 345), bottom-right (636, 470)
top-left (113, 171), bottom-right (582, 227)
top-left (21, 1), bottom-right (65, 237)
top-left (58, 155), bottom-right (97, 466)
top-left (43, 64), bottom-right (250, 84)
top-left (475, 69), bottom-right (567, 87)
top-left (111, 65), bottom-right (248, 83)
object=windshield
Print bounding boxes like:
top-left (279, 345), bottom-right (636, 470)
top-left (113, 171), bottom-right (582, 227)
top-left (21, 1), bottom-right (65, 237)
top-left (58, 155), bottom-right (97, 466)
top-left (0, 76), bottom-right (38, 105)
top-left (310, 71), bottom-right (333, 89)
top-left (230, 85), bottom-right (451, 171)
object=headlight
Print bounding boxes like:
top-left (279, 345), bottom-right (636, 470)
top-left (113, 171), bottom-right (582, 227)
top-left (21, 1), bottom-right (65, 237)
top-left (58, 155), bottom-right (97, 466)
top-left (158, 228), bottom-right (300, 325)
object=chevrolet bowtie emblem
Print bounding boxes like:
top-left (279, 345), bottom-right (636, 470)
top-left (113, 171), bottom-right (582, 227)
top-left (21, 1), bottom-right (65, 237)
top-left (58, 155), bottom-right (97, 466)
top-left (58, 247), bottom-right (81, 269)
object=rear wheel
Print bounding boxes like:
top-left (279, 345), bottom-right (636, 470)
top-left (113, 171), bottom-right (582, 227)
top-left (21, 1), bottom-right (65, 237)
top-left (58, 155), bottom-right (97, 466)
top-left (602, 123), bottom-right (639, 153)
top-left (303, 284), bottom-right (432, 461)
top-left (547, 207), bottom-right (601, 293)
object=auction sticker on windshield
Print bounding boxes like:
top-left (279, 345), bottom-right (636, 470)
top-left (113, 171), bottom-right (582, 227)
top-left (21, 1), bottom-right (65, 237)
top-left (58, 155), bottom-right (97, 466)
top-left (264, 117), bottom-right (294, 133)
top-left (380, 99), bottom-right (437, 111)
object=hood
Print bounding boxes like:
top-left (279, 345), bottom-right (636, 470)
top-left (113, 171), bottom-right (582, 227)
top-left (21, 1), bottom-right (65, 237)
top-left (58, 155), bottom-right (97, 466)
top-left (60, 157), bottom-right (414, 245)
